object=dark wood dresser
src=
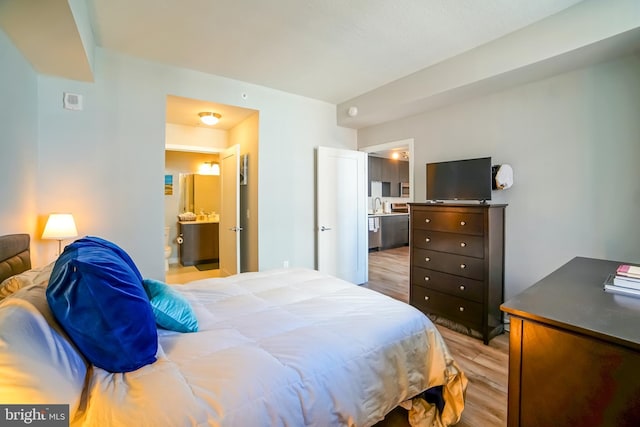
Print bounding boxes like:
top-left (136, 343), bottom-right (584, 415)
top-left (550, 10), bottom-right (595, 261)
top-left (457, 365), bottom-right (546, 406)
top-left (501, 257), bottom-right (640, 427)
top-left (409, 202), bottom-right (506, 344)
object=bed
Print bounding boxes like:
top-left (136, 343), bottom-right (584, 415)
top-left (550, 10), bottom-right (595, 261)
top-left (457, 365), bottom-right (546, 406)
top-left (0, 233), bottom-right (467, 426)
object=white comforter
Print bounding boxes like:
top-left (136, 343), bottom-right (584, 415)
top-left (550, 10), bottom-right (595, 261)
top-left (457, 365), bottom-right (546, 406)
top-left (74, 268), bottom-right (466, 426)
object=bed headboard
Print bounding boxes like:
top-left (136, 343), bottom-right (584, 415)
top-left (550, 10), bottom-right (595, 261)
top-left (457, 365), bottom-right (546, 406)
top-left (0, 234), bottom-right (31, 283)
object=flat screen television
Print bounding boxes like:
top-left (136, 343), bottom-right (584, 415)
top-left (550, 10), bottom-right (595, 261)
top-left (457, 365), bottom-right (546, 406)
top-left (426, 157), bottom-right (492, 202)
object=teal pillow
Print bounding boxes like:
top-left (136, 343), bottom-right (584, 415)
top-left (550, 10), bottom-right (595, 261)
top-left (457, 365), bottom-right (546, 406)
top-left (142, 279), bottom-right (198, 333)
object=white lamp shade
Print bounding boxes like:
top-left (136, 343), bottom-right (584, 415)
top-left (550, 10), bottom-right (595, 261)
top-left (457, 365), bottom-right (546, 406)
top-left (42, 213), bottom-right (78, 240)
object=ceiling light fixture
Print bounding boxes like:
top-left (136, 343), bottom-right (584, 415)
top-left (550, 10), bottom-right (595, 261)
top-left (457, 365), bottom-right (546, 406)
top-left (198, 112), bottom-right (221, 126)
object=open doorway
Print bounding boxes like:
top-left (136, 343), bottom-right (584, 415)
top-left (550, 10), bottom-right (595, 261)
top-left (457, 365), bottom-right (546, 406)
top-left (163, 95), bottom-right (260, 283)
top-left (360, 139), bottom-right (414, 302)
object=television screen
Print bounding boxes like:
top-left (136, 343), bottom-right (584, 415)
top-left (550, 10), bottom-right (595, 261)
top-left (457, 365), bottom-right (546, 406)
top-left (426, 157), bottom-right (492, 201)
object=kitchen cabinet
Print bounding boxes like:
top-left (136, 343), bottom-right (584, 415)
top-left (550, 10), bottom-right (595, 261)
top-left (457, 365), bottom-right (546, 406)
top-left (381, 159), bottom-right (398, 186)
top-left (367, 156), bottom-right (409, 197)
top-left (380, 214), bottom-right (409, 249)
top-left (368, 156), bottom-right (382, 181)
top-left (368, 156), bottom-right (382, 196)
top-left (397, 160), bottom-right (409, 179)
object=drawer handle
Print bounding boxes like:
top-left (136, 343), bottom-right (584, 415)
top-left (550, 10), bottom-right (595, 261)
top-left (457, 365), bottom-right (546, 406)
top-left (459, 285), bottom-right (465, 291)
top-left (425, 237), bottom-right (431, 243)
top-left (424, 276), bottom-right (430, 281)
top-left (459, 306), bottom-right (465, 312)
top-left (460, 263), bottom-right (466, 269)
top-left (425, 257), bottom-right (430, 262)
top-left (460, 221), bottom-right (466, 226)
top-left (460, 242), bottom-right (466, 247)
top-left (425, 218), bottom-right (431, 223)
top-left (424, 296), bottom-right (430, 301)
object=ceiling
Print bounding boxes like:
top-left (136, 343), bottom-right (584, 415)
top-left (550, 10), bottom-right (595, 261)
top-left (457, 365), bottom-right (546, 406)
top-left (87, 0), bottom-right (585, 105)
top-left (5, 0), bottom-right (637, 130)
top-left (166, 95), bottom-right (257, 130)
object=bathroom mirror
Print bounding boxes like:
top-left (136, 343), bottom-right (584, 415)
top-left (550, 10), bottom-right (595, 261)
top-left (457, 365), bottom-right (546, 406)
top-left (179, 173), bottom-right (221, 214)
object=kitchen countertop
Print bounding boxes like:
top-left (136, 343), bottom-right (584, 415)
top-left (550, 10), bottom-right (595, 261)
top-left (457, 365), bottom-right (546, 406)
top-left (178, 219), bottom-right (219, 224)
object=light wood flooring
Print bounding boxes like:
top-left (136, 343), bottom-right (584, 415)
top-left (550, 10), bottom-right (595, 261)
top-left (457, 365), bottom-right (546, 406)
top-left (366, 246), bottom-right (508, 427)
top-left (165, 263), bottom-right (220, 284)
top-left (165, 249), bottom-right (509, 426)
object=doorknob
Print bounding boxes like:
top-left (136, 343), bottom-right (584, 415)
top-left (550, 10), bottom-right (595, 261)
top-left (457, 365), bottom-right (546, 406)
top-left (320, 225), bottom-right (332, 231)
top-left (229, 226), bottom-right (243, 232)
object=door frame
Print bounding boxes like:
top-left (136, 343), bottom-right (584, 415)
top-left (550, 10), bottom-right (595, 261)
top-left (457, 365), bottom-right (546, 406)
top-left (359, 138), bottom-right (415, 201)
top-left (359, 138), bottom-right (414, 279)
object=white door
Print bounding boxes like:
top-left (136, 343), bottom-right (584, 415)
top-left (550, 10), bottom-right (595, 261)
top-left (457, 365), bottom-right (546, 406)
top-left (220, 144), bottom-right (240, 276)
top-left (316, 146), bottom-right (367, 284)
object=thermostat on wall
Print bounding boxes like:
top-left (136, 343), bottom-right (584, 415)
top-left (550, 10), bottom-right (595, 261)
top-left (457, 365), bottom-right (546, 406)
top-left (63, 92), bottom-right (83, 111)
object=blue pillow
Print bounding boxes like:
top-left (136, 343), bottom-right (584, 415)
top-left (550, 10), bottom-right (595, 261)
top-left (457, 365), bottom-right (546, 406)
top-left (46, 236), bottom-right (158, 373)
top-left (142, 278), bottom-right (198, 333)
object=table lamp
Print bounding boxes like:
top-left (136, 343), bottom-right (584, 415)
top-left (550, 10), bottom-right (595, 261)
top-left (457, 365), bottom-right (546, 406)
top-left (42, 213), bottom-right (78, 255)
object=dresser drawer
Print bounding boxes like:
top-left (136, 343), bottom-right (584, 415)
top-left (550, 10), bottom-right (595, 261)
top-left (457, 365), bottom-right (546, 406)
top-left (412, 229), bottom-right (484, 258)
top-left (413, 248), bottom-right (484, 280)
top-left (411, 266), bottom-right (483, 303)
top-left (411, 287), bottom-right (483, 329)
top-left (412, 210), bottom-right (483, 235)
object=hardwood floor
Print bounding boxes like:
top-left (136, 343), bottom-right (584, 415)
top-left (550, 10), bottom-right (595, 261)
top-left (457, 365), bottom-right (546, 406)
top-left (366, 246), bottom-right (412, 303)
top-left (366, 246), bottom-right (508, 427)
top-left (165, 263), bottom-right (220, 284)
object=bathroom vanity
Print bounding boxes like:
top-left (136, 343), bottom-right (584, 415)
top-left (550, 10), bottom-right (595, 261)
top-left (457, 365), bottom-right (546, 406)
top-left (178, 220), bottom-right (219, 266)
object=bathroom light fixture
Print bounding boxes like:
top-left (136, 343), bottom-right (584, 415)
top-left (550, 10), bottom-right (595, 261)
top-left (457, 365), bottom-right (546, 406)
top-left (42, 213), bottom-right (78, 255)
top-left (199, 161), bottom-right (220, 176)
top-left (198, 112), bottom-right (221, 126)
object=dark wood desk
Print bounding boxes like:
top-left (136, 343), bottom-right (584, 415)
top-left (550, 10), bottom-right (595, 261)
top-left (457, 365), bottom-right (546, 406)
top-left (501, 257), bottom-right (640, 427)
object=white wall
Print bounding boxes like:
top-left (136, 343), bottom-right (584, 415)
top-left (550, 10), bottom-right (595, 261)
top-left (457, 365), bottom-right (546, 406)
top-left (0, 29), bottom-right (39, 260)
top-left (165, 123), bottom-right (228, 152)
top-left (358, 54), bottom-right (640, 299)
top-left (33, 48), bottom-right (356, 278)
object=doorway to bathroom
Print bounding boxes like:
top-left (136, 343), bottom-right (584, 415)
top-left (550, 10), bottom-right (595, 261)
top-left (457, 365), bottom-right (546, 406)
top-left (163, 95), bottom-right (259, 283)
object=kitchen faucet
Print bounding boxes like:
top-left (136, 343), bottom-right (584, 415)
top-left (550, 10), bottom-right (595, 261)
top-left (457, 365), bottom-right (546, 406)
top-left (374, 197), bottom-right (382, 213)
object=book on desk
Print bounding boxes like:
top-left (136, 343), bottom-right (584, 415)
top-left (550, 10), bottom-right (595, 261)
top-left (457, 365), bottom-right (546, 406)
top-left (604, 263), bottom-right (640, 297)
